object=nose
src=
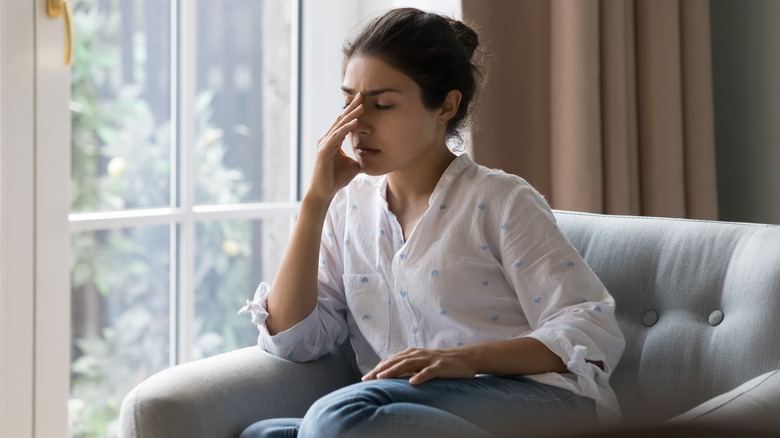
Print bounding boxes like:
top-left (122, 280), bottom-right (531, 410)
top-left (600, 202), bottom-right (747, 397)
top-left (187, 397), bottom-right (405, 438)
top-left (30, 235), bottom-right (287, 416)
top-left (353, 112), bottom-right (370, 135)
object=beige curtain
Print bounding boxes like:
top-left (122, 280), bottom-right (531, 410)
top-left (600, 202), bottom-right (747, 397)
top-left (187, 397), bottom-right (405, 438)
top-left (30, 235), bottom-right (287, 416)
top-left (462, 0), bottom-right (718, 219)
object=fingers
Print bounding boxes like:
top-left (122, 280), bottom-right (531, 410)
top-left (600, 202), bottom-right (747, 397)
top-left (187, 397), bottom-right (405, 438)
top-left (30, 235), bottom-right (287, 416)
top-left (326, 92), bottom-right (364, 134)
top-left (339, 92), bottom-right (364, 121)
top-left (362, 354), bottom-right (399, 381)
top-left (362, 349), bottom-right (427, 381)
top-left (317, 118), bottom-right (356, 152)
top-left (362, 348), bottom-right (476, 385)
top-left (364, 357), bottom-right (439, 385)
top-left (409, 366), bottom-right (438, 385)
top-left (319, 103), bottom-right (363, 155)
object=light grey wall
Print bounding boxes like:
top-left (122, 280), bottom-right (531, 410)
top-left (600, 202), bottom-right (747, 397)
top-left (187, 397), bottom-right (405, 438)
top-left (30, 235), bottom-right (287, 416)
top-left (710, 0), bottom-right (780, 224)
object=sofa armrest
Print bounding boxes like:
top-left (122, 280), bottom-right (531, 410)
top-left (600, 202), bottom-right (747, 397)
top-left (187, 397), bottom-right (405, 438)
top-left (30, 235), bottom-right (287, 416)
top-left (119, 343), bottom-right (360, 438)
top-left (667, 370), bottom-right (780, 433)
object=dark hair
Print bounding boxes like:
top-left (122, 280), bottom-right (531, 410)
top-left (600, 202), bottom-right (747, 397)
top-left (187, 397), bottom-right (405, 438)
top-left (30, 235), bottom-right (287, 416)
top-left (343, 8), bottom-right (481, 140)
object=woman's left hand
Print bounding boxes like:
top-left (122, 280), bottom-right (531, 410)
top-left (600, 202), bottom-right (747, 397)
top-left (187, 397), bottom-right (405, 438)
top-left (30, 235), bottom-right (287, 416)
top-left (362, 348), bottom-right (477, 385)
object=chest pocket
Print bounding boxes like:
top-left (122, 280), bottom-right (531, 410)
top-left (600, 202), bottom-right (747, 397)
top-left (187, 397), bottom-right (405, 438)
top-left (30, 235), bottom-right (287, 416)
top-left (344, 273), bottom-right (391, 354)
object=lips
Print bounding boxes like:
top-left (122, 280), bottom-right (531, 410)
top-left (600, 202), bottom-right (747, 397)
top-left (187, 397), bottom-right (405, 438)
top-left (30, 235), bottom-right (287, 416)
top-left (355, 143), bottom-right (380, 158)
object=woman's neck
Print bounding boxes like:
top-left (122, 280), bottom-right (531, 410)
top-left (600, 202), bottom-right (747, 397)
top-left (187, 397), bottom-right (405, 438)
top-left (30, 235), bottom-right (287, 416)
top-left (386, 147), bottom-right (456, 208)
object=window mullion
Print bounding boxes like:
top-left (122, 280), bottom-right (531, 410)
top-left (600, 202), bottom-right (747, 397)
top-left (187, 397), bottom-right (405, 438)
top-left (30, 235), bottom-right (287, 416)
top-left (173, 0), bottom-right (197, 366)
top-left (291, 0), bottom-right (303, 201)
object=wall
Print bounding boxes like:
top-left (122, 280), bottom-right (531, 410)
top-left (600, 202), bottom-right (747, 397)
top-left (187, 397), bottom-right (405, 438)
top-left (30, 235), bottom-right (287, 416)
top-left (710, 0), bottom-right (780, 224)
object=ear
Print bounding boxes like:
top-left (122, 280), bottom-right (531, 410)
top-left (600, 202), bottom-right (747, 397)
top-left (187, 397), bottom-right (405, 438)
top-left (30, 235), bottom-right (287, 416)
top-left (437, 90), bottom-right (462, 126)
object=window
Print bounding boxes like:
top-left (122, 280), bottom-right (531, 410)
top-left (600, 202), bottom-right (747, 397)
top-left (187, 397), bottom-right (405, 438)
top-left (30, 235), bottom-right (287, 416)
top-left (65, 1), bottom-right (460, 436)
top-left (67, 0), bottom-right (298, 435)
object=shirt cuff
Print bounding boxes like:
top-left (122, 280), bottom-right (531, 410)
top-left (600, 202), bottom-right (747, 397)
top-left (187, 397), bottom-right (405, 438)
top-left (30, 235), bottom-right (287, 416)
top-left (257, 306), bottom-right (320, 357)
top-left (238, 282), bottom-right (271, 325)
top-left (527, 330), bottom-right (621, 423)
top-left (238, 282), bottom-right (321, 359)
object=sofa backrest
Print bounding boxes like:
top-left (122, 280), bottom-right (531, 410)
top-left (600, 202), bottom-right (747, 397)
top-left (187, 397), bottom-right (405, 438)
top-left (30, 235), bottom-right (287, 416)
top-left (554, 210), bottom-right (780, 425)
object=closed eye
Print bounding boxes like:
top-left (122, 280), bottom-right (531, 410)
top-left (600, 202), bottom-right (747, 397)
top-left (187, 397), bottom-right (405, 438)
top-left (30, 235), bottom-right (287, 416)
top-left (375, 104), bottom-right (394, 111)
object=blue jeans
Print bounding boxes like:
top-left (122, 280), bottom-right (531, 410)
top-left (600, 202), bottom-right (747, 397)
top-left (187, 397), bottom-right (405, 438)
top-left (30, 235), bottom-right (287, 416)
top-left (240, 375), bottom-right (597, 438)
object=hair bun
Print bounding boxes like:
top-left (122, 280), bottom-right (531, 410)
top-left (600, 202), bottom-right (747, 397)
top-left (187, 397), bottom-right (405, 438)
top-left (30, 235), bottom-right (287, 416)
top-left (447, 18), bottom-right (479, 60)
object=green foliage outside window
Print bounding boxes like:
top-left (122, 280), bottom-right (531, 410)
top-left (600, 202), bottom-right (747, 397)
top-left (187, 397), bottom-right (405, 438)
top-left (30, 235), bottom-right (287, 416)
top-left (69, 1), bottom-right (259, 436)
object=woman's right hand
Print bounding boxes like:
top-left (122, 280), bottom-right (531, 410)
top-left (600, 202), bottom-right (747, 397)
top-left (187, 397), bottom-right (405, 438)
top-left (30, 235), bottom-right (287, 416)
top-left (306, 92), bottom-right (364, 203)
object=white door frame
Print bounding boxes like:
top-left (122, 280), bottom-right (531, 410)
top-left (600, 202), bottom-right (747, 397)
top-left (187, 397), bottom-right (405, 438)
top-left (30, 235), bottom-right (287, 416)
top-left (0, 0), bottom-right (36, 436)
top-left (1, 0), bottom-right (70, 436)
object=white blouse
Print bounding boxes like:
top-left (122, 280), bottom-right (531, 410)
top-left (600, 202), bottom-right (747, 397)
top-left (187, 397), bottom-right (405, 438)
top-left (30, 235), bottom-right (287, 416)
top-left (241, 153), bottom-right (625, 422)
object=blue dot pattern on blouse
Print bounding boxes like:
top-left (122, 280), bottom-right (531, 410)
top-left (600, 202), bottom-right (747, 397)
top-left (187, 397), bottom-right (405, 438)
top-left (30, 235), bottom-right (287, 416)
top-left (567, 260), bottom-right (576, 268)
top-left (254, 154), bottom-right (624, 420)
top-left (360, 276), bottom-right (369, 283)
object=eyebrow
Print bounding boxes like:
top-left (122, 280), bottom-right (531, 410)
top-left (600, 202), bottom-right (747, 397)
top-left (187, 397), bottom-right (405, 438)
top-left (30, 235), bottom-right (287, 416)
top-left (340, 86), bottom-right (402, 96)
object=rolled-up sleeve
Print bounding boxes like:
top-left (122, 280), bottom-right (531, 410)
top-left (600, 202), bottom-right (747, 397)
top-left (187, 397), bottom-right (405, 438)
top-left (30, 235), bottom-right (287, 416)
top-left (499, 184), bottom-right (625, 420)
top-left (239, 281), bottom-right (348, 362)
top-left (239, 197), bottom-right (351, 362)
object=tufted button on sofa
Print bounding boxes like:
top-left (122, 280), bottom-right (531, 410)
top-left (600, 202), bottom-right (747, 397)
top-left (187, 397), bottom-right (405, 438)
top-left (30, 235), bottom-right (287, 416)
top-left (554, 211), bottom-right (780, 433)
top-left (119, 211), bottom-right (780, 437)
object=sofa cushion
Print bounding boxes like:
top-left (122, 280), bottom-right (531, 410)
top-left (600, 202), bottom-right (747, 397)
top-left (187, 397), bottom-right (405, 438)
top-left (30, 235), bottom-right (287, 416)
top-left (668, 370), bottom-right (780, 431)
top-left (553, 211), bottom-right (780, 425)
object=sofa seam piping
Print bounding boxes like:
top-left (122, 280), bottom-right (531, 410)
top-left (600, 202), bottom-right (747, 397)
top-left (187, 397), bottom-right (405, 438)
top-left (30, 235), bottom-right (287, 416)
top-left (132, 382), bottom-right (141, 436)
top-left (552, 210), bottom-right (779, 229)
top-left (684, 370), bottom-right (780, 423)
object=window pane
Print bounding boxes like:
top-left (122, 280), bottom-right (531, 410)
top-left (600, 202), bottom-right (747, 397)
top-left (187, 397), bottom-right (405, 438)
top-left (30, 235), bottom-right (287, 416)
top-left (194, 0), bottom-right (293, 205)
top-left (70, 225), bottom-right (171, 437)
top-left (71, 0), bottom-right (172, 213)
top-left (194, 217), bottom-right (292, 358)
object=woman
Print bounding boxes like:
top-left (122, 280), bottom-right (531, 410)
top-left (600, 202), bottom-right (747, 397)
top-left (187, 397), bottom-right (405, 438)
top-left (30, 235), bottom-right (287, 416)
top-left (240, 8), bottom-right (624, 437)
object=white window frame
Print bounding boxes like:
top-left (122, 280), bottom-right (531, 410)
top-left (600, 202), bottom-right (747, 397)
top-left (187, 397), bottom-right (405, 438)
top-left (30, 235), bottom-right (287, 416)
top-left (67, 0), bottom-right (303, 366)
top-left (0, 0), bottom-right (36, 435)
top-left (1, 1), bottom-right (70, 436)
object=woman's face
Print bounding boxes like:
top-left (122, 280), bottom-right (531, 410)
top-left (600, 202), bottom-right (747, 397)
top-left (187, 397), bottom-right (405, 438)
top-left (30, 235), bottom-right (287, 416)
top-left (342, 55), bottom-right (446, 176)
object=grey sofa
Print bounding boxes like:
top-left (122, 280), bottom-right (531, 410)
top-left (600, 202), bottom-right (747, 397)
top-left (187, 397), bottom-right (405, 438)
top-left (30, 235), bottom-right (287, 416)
top-left (119, 211), bottom-right (780, 437)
